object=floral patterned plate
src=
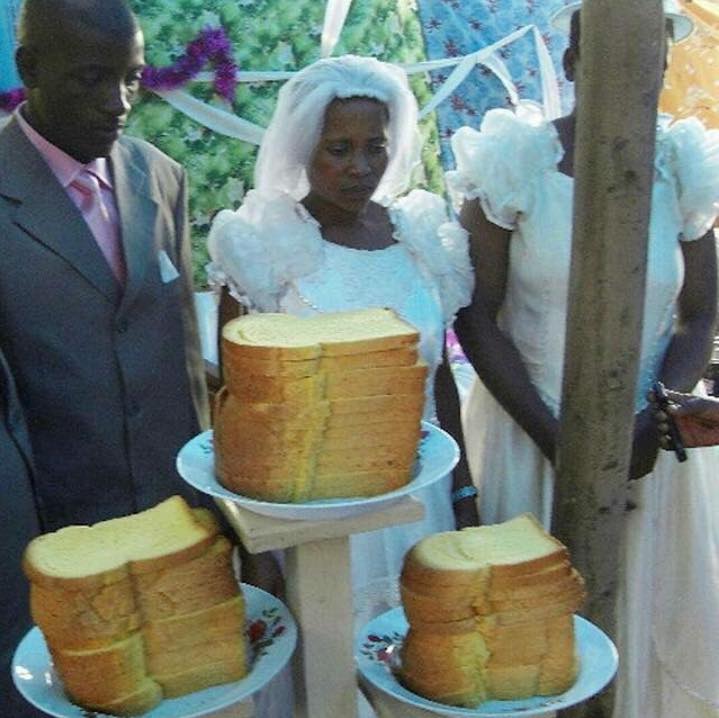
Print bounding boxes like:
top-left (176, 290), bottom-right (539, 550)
top-left (356, 607), bottom-right (618, 717)
top-left (176, 420), bottom-right (459, 520)
top-left (12, 584), bottom-right (297, 718)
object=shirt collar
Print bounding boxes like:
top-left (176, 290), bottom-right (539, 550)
top-left (15, 103), bottom-right (114, 191)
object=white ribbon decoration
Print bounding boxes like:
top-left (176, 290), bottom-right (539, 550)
top-left (532, 26), bottom-right (561, 120)
top-left (321, 0), bottom-right (354, 58)
top-left (156, 88), bottom-right (266, 144)
top-left (152, 7), bottom-right (562, 144)
top-left (416, 24), bottom-right (533, 119)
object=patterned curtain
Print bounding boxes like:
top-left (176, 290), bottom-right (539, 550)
top-left (660, 0), bottom-right (719, 129)
top-left (415, 0), bottom-right (575, 167)
top-left (0, 0), bottom-right (21, 92)
top-left (127, 0), bottom-right (440, 284)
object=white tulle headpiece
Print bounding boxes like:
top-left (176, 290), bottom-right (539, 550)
top-left (254, 55), bottom-right (421, 202)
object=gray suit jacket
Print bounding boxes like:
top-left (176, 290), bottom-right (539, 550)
top-left (0, 349), bottom-right (43, 717)
top-left (0, 118), bottom-right (210, 531)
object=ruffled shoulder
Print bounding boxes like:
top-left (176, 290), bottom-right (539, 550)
top-left (656, 116), bottom-right (719, 241)
top-left (446, 103), bottom-right (563, 230)
top-left (389, 189), bottom-right (474, 325)
top-left (206, 190), bottom-right (324, 311)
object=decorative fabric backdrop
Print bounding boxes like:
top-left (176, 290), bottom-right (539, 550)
top-left (0, 0), bottom-right (21, 91)
top-left (415, 0), bottom-right (575, 167)
top-left (660, 0), bottom-right (719, 129)
top-left (127, 0), bottom-right (442, 285)
top-left (3, 0), bottom-right (713, 283)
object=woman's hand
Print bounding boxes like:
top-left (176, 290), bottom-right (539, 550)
top-left (653, 389), bottom-right (719, 449)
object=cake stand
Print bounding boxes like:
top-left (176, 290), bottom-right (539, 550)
top-left (12, 584), bottom-right (297, 718)
top-left (356, 608), bottom-right (618, 717)
top-left (177, 422), bottom-right (460, 718)
top-left (176, 421), bottom-right (459, 520)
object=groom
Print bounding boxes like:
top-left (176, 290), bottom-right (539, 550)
top-left (0, 0), bottom-right (209, 531)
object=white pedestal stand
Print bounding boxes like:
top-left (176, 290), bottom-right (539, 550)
top-left (218, 496), bottom-right (425, 718)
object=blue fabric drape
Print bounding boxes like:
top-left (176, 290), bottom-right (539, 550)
top-left (0, 0), bottom-right (21, 92)
top-left (416, 0), bottom-right (575, 167)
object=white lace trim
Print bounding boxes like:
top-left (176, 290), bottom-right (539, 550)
top-left (446, 103), bottom-right (563, 230)
top-left (448, 109), bottom-right (719, 243)
top-left (390, 190), bottom-right (474, 325)
top-left (206, 189), bottom-right (473, 321)
top-left (206, 190), bottom-right (324, 312)
top-left (657, 116), bottom-right (719, 241)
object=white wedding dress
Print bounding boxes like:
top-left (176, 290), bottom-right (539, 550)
top-left (207, 188), bottom-right (473, 716)
top-left (450, 105), bottom-right (719, 718)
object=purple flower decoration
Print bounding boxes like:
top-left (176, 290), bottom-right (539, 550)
top-left (0, 88), bottom-right (26, 114)
top-left (140, 27), bottom-right (238, 103)
top-left (0, 26), bottom-right (238, 113)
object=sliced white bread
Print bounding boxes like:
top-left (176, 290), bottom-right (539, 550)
top-left (30, 578), bottom-right (140, 650)
top-left (324, 363), bottom-right (427, 400)
top-left (399, 515), bottom-right (585, 708)
top-left (50, 632), bottom-right (153, 708)
top-left (24, 496), bottom-right (218, 590)
top-left (134, 537), bottom-right (240, 621)
top-left (222, 308), bottom-right (419, 362)
top-left (144, 595), bottom-right (246, 675)
top-left (24, 498), bottom-right (247, 716)
top-left (216, 307), bottom-right (425, 503)
top-left (74, 679), bottom-right (163, 717)
top-left (307, 469), bottom-right (412, 499)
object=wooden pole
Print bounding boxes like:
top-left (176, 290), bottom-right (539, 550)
top-left (552, 1), bottom-right (665, 717)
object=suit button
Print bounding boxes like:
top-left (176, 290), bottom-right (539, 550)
top-left (117, 319), bottom-right (128, 333)
top-left (128, 401), bottom-right (140, 418)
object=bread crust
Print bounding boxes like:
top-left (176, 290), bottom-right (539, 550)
top-left (24, 499), bottom-right (247, 715)
top-left (398, 516), bottom-right (586, 708)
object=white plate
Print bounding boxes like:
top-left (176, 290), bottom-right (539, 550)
top-left (12, 584), bottom-right (297, 718)
top-left (356, 608), bottom-right (618, 717)
top-left (176, 421), bottom-right (459, 520)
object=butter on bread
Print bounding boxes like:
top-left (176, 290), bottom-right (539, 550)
top-left (399, 514), bottom-right (586, 707)
top-left (215, 308), bottom-right (426, 502)
top-left (24, 497), bottom-right (247, 715)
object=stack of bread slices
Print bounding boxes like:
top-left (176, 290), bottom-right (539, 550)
top-left (214, 308), bottom-right (427, 502)
top-left (23, 497), bottom-right (247, 716)
top-left (399, 514), bottom-right (586, 708)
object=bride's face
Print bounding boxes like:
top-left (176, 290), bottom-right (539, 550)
top-left (305, 97), bottom-right (390, 214)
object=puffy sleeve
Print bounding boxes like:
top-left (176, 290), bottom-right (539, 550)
top-left (391, 189), bottom-right (474, 326)
top-left (663, 117), bottom-right (719, 241)
top-left (445, 104), bottom-right (562, 231)
top-left (206, 190), bottom-right (323, 312)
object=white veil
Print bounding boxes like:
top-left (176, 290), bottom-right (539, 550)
top-left (254, 55), bottom-right (422, 202)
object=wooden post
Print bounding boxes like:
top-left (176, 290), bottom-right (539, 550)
top-left (552, 1), bottom-right (664, 717)
top-left (218, 496), bottom-right (425, 718)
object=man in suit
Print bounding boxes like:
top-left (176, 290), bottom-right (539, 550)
top-left (0, 349), bottom-right (43, 717)
top-left (0, 0), bottom-right (210, 531)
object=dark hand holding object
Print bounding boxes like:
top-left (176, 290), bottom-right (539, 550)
top-left (652, 381), bottom-right (688, 462)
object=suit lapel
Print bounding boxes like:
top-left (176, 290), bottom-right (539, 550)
top-left (0, 119), bottom-right (120, 304)
top-left (111, 140), bottom-right (157, 314)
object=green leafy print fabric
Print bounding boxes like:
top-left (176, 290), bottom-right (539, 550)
top-left (128, 0), bottom-right (442, 285)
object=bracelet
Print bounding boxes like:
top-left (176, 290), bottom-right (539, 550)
top-left (451, 485), bottom-right (478, 504)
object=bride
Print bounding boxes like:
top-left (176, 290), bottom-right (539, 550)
top-left (207, 51), bottom-right (477, 683)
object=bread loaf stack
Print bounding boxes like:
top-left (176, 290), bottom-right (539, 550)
top-left (24, 497), bottom-right (247, 716)
top-left (399, 514), bottom-right (586, 707)
top-left (214, 308), bottom-right (427, 502)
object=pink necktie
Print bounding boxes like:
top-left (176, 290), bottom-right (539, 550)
top-left (71, 170), bottom-right (126, 284)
